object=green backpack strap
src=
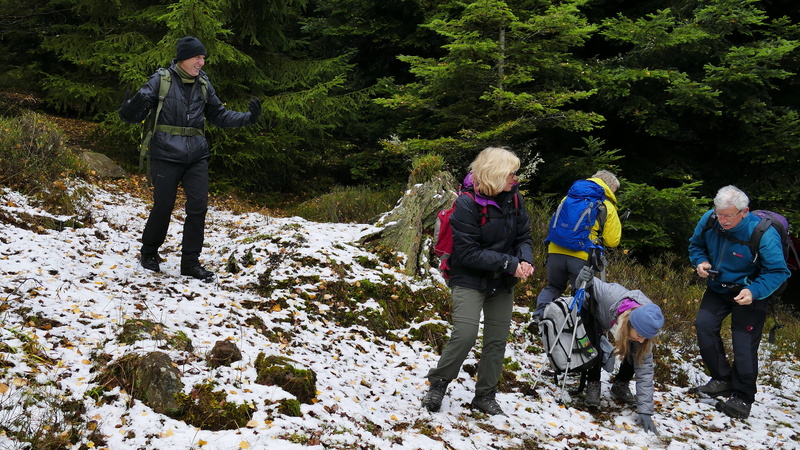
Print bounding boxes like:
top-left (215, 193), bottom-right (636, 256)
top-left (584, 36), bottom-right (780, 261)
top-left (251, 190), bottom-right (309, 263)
top-left (139, 68), bottom-right (172, 173)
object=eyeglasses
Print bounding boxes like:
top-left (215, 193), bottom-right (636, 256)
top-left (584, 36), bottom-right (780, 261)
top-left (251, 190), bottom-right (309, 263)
top-left (716, 209), bottom-right (742, 220)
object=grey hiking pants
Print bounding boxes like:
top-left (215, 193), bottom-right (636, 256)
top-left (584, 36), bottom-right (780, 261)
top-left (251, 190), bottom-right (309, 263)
top-left (426, 285), bottom-right (513, 397)
top-left (535, 253), bottom-right (588, 318)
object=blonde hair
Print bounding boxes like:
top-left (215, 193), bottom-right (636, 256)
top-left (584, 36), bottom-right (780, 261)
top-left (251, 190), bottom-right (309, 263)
top-left (469, 147), bottom-right (520, 196)
top-left (612, 310), bottom-right (656, 365)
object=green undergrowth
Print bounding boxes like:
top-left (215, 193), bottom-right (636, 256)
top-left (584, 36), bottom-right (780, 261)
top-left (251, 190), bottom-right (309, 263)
top-left (0, 112), bottom-right (90, 218)
top-left (290, 185), bottom-right (403, 224)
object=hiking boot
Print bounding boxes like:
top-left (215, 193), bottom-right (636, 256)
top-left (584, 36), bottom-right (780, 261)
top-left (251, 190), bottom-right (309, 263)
top-left (140, 253), bottom-right (161, 272)
top-left (610, 380), bottom-right (636, 406)
top-left (471, 389), bottom-right (506, 416)
top-left (584, 381), bottom-right (601, 407)
top-left (715, 395), bottom-right (752, 419)
top-left (181, 264), bottom-right (214, 281)
top-left (694, 378), bottom-right (732, 398)
top-left (421, 380), bottom-right (449, 412)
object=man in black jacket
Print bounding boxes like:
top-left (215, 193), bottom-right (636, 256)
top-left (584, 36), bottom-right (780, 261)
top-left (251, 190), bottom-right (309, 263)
top-left (119, 36), bottom-right (261, 281)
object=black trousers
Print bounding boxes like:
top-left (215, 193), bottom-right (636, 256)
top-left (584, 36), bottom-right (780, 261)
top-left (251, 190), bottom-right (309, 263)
top-left (695, 288), bottom-right (768, 404)
top-left (141, 158), bottom-right (209, 264)
top-left (582, 301), bottom-right (603, 382)
top-left (583, 307), bottom-right (635, 383)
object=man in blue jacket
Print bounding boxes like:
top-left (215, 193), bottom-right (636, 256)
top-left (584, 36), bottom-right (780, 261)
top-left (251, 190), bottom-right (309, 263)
top-left (688, 185), bottom-right (790, 419)
top-left (119, 36), bottom-right (261, 281)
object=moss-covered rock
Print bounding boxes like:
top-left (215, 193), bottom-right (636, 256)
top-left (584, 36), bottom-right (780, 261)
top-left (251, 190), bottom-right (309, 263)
top-left (278, 398), bottom-right (302, 417)
top-left (117, 319), bottom-right (193, 352)
top-left (254, 354), bottom-right (317, 404)
top-left (409, 322), bottom-right (451, 354)
top-left (174, 382), bottom-right (255, 430)
top-left (95, 352), bottom-right (184, 415)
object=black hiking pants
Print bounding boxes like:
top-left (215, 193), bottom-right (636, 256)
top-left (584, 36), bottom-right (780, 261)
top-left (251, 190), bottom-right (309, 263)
top-left (581, 301), bottom-right (603, 383)
top-left (141, 158), bottom-right (209, 265)
top-left (695, 288), bottom-right (768, 404)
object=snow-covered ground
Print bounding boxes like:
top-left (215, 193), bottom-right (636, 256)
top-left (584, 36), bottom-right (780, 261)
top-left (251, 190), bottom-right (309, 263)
top-left (0, 181), bottom-right (798, 450)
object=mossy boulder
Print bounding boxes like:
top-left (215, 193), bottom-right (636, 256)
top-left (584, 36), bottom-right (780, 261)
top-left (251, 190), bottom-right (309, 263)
top-left (409, 322), bottom-right (451, 354)
top-left (96, 351), bottom-right (184, 416)
top-left (117, 319), bottom-right (193, 352)
top-left (254, 354), bottom-right (317, 404)
top-left (175, 382), bottom-right (256, 430)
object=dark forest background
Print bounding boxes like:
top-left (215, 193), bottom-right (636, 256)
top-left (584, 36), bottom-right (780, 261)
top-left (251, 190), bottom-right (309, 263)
top-left (1, 0), bottom-right (799, 261)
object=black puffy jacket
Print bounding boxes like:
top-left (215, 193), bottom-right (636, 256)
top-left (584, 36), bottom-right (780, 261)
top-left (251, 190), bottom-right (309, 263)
top-left (447, 185), bottom-right (533, 293)
top-left (118, 61), bottom-right (253, 164)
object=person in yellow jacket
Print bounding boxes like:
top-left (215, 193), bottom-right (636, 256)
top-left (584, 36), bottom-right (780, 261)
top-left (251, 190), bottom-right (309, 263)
top-left (534, 170), bottom-right (622, 320)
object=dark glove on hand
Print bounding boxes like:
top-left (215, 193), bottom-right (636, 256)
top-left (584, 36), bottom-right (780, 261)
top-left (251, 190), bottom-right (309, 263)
top-left (119, 90), bottom-right (149, 123)
top-left (248, 97), bottom-right (262, 124)
top-left (575, 264), bottom-right (595, 288)
top-left (635, 413), bottom-right (659, 435)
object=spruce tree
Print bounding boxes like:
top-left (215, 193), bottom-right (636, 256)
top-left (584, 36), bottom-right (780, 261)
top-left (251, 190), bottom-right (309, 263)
top-left (376, 0), bottom-right (600, 174)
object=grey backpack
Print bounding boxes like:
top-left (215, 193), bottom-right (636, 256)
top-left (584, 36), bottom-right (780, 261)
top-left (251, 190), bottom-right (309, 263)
top-left (539, 295), bottom-right (599, 373)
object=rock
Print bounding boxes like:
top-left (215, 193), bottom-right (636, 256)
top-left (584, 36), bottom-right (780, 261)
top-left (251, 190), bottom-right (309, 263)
top-left (79, 151), bottom-right (126, 178)
top-left (136, 352), bottom-right (184, 415)
top-left (208, 340), bottom-right (242, 368)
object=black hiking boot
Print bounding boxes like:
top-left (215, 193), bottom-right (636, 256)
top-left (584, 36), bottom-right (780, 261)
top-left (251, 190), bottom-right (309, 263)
top-left (421, 380), bottom-right (449, 412)
top-left (584, 381), bottom-right (601, 407)
top-left (471, 389), bottom-right (506, 416)
top-left (181, 263), bottom-right (214, 282)
top-left (140, 253), bottom-right (161, 272)
top-left (715, 395), bottom-right (752, 419)
top-left (610, 380), bottom-right (636, 406)
top-left (694, 378), bottom-right (732, 398)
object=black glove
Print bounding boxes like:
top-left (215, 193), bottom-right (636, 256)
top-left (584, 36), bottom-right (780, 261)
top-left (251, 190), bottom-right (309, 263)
top-left (635, 413), bottom-right (659, 435)
top-left (248, 97), bottom-right (262, 124)
top-left (118, 89), bottom-right (149, 123)
top-left (129, 91), bottom-right (149, 110)
top-left (575, 264), bottom-right (595, 288)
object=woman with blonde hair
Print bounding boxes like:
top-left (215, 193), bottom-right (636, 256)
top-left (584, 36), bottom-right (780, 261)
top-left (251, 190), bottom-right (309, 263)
top-left (421, 147), bottom-right (534, 416)
top-left (573, 265), bottom-right (664, 434)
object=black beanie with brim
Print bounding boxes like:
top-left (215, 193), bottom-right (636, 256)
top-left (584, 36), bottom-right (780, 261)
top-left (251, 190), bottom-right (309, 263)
top-left (176, 36), bottom-right (206, 61)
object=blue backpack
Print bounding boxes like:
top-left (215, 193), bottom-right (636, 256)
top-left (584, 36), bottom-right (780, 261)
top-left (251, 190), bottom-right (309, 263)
top-left (547, 179), bottom-right (606, 251)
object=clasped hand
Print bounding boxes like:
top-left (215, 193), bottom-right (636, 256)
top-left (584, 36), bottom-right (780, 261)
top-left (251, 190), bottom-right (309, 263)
top-left (514, 261), bottom-right (534, 279)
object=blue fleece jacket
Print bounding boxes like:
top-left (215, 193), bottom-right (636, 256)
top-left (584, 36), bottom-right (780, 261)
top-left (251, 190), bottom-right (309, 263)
top-left (688, 210), bottom-right (790, 300)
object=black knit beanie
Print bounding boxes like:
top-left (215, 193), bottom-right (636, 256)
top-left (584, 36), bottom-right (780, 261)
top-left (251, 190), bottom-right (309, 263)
top-left (175, 36), bottom-right (206, 61)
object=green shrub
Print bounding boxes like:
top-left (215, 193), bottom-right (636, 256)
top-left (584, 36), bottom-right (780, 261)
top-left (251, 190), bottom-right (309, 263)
top-left (289, 185), bottom-right (402, 223)
top-left (0, 112), bottom-right (88, 214)
top-left (409, 153), bottom-right (444, 185)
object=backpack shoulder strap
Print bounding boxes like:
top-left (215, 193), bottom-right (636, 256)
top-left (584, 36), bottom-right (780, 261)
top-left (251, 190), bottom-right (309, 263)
top-left (747, 215), bottom-right (774, 264)
top-left (461, 191), bottom-right (488, 226)
top-left (139, 68), bottom-right (171, 173)
top-left (702, 211), bottom-right (717, 233)
top-left (594, 203), bottom-right (608, 244)
top-left (198, 73), bottom-right (209, 102)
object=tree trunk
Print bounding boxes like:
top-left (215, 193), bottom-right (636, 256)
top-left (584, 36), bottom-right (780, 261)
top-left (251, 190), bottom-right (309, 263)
top-left (360, 171), bottom-right (458, 277)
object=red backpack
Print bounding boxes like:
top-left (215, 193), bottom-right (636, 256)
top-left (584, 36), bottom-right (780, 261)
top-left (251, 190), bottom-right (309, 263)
top-left (433, 192), bottom-right (518, 278)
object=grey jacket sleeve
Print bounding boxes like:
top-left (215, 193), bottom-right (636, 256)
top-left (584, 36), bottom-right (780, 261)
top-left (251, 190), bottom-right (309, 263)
top-left (633, 345), bottom-right (656, 415)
